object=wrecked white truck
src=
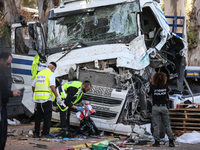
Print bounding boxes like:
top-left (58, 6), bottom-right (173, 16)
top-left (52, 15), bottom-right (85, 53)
top-left (11, 0), bottom-right (187, 135)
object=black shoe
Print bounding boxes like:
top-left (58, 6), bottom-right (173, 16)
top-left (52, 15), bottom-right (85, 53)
top-left (169, 139), bottom-right (175, 147)
top-left (152, 140), bottom-right (160, 147)
top-left (33, 133), bottom-right (40, 138)
top-left (41, 134), bottom-right (54, 138)
top-left (61, 127), bottom-right (69, 132)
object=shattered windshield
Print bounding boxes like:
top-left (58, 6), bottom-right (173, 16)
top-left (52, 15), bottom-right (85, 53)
top-left (47, 2), bottom-right (139, 48)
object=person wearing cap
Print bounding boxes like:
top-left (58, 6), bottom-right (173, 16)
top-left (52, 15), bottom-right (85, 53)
top-left (56, 80), bottom-right (92, 131)
top-left (32, 62), bottom-right (61, 138)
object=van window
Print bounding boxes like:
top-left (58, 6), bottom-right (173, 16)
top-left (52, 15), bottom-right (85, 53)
top-left (15, 26), bottom-right (44, 56)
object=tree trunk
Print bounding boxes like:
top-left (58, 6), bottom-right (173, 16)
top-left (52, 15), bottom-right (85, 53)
top-left (0, 0), bottom-right (19, 25)
top-left (187, 0), bottom-right (200, 66)
top-left (0, 0), bottom-right (29, 54)
top-left (37, 0), bottom-right (54, 39)
top-left (15, 0), bottom-right (21, 8)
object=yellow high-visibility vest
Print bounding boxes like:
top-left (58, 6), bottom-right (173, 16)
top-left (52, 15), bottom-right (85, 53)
top-left (33, 69), bottom-right (55, 101)
top-left (57, 81), bottom-right (83, 111)
top-left (31, 54), bottom-right (40, 79)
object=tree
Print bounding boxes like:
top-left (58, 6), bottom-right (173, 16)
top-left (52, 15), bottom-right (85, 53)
top-left (21, 0), bottom-right (37, 9)
top-left (0, 0), bottom-right (60, 54)
top-left (36, 0), bottom-right (59, 39)
top-left (0, 0), bottom-right (19, 25)
top-left (0, 0), bottom-right (29, 54)
top-left (187, 0), bottom-right (200, 66)
top-left (0, 0), bottom-right (19, 44)
top-left (15, 0), bottom-right (21, 8)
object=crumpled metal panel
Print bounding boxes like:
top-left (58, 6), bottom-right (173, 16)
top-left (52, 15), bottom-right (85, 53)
top-left (48, 36), bottom-right (149, 77)
top-left (117, 35), bottom-right (149, 70)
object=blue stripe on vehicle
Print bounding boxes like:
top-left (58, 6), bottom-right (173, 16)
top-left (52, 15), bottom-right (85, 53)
top-left (161, 16), bottom-right (169, 25)
top-left (12, 58), bottom-right (33, 66)
top-left (39, 65), bottom-right (47, 67)
top-left (157, 8), bottom-right (165, 16)
top-left (12, 68), bottom-right (32, 76)
top-left (175, 34), bottom-right (181, 39)
top-left (157, 8), bottom-right (169, 25)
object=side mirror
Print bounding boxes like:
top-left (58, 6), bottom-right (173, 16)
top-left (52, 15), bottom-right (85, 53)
top-left (154, 0), bottom-right (160, 3)
top-left (15, 15), bottom-right (27, 26)
top-left (28, 24), bottom-right (37, 51)
top-left (28, 24), bottom-right (34, 40)
top-left (28, 23), bottom-right (45, 54)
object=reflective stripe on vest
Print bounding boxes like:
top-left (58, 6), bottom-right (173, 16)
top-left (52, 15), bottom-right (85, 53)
top-left (33, 69), bottom-right (55, 101)
top-left (56, 88), bottom-right (68, 111)
top-left (31, 54), bottom-right (40, 79)
top-left (35, 86), bottom-right (51, 90)
top-left (57, 81), bottom-right (83, 111)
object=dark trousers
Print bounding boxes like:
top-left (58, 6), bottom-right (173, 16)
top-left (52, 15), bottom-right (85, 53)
top-left (59, 107), bottom-right (71, 129)
top-left (34, 101), bottom-right (52, 135)
top-left (152, 105), bottom-right (174, 142)
top-left (0, 107), bottom-right (8, 150)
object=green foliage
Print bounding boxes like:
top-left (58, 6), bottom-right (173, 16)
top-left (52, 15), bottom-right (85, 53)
top-left (187, 0), bottom-right (198, 50)
top-left (21, 0), bottom-right (37, 8)
top-left (187, 25), bottom-right (198, 49)
top-left (161, 3), bottom-right (165, 13)
top-left (0, 11), bottom-right (10, 45)
top-left (186, 0), bottom-right (193, 19)
top-left (1, 23), bottom-right (11, 45)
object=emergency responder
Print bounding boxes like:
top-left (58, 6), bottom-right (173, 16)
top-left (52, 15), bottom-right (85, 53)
top-left (32, 62), bottom-right (61, 138)
top-left (147, 72), bottom-right (175, 147)
top-left (56, 80), bottom-right (92, 131)
top-left (0, 51), bottom-right (21, 150)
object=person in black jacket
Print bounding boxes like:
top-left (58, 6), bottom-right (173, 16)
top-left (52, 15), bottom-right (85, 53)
top-left (0, 51), bottom-right (21, 150)
top-left (147, 72), bottom-right (175, 147)
top-left (56, 81), bottom-right (91, 131)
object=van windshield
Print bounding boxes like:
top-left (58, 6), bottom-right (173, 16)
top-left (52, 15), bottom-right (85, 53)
top-left (47, 2), bottom-right (139, 48)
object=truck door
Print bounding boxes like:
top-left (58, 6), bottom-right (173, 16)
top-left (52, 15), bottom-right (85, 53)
top-left (11, 22), bottom-right (46, 115)
top-left (11, 22), bottom-right (46, 86)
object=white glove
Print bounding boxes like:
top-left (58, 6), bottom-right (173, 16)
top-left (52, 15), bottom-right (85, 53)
top-left (56, 96), bottom-right (62, 105)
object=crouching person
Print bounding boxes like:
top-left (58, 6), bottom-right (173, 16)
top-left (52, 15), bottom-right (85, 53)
top-left (56, 80), bottom-right (92, 131)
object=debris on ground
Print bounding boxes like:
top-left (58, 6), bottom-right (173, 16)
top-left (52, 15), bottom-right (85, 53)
top-left (8, 129), bottom-right (23, 136)
top-left (176, 131), bottom-right (200, 144)
top-left (33, 144), bottom-right (48, 149)
top-left (92, 140), bottom-right (109, 149)
top-left (28, 130), bottom-right (33, 136)
top-left (7, 118), bottom-right (21, 125)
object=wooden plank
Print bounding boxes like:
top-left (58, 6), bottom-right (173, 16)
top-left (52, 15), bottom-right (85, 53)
top-left (173, 130), bottom-right (197, 133)
top-left (177, 104), bottom-right (200, 106)
top-left (173, 131), bottom-right (186, 134)
top-left (169, 107), bottom-right (200, 135)
top-left (171, 122), bottom-right (200, 126)
top-left (177, 104), bottom-right (200, 105)
top-left (169, 109), bottom-right (200, 111)
top-left (170, 118), bottom-right (200, 121)
top-left (170, 113), bottom-right (200, 115)
top-left (171, 126), bottom-right (200, 130)
top-left (176, 104), bottom-right (200, 109)
top-left (169, 112), bottom-right (185, 115)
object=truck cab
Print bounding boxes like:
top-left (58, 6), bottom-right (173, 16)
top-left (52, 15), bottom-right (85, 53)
top-left (11, 0), bottom-right (187, 135)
